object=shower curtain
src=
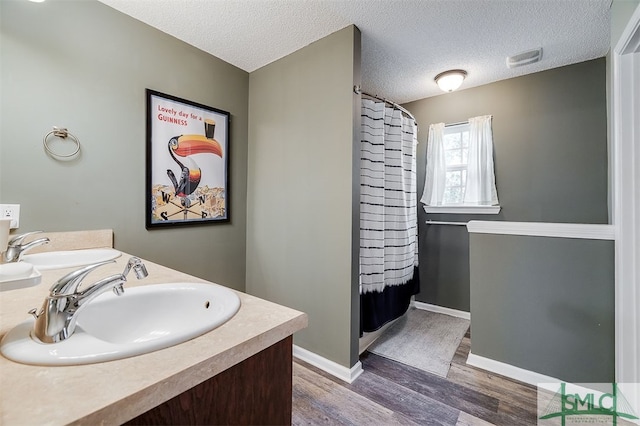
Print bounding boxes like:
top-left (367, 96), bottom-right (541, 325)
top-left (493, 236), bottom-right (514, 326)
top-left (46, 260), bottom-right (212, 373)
top-left (360, 98), bottom-right (419, 333)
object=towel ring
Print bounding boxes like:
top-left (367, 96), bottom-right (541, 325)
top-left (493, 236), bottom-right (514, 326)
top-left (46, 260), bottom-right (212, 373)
top-left (43, 127), bottom-right (80, 158)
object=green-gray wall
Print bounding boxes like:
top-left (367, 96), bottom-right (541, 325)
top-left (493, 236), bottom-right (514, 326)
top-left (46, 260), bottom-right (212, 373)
top-left (469, 233), bottom-right (615, 382)
top-left (246, 26), bottom-right (361, 368)
top-left (404, 59), bottom-right (609, 312)
top-left (0, 0), bottom-right (249, 291)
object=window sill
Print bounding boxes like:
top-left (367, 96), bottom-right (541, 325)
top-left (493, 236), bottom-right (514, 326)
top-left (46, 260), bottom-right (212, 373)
top-left (423, 205), bottom-right (501, 215)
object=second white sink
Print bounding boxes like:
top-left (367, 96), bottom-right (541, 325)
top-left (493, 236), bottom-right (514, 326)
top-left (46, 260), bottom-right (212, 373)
top-left (0, 282), bottom-right (241, 365)
top-left (22, 248), bottom-right (121, 270)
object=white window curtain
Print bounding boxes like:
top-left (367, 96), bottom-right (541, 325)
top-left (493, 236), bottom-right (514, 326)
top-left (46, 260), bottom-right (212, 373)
top-left (420, 122), bottom-right (446, 206)
top-left (421, 115), bottom-right (498, 206)
top-left (464, 115), bottom-right (498, 205)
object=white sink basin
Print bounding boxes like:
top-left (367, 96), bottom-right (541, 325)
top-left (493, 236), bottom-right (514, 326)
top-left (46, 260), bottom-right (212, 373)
top-left (0, 282), bottom-right (241, 365)
top-left (22, 248), bottom-right (121, 270)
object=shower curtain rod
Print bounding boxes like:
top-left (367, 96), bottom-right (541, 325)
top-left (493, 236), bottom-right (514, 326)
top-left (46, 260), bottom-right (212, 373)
top-left (425, 220), bottom-right (468, 226)
top-left (354, 85), bottom-right (417, 124)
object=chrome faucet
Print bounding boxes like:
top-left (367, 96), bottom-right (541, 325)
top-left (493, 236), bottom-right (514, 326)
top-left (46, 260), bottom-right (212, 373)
top-left (2, 231), bottom-right (50, 263)
top-left (29, 256), bottom-right (149, 343)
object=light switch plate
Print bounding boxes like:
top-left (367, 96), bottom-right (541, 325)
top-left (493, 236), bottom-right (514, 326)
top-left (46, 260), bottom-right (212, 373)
top-left (0, 204), bottom-right (20, 229)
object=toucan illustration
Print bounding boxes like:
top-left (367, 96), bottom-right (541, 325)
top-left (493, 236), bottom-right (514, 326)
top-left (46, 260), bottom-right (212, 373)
top-left (167, 135), bottom-right (222, 200)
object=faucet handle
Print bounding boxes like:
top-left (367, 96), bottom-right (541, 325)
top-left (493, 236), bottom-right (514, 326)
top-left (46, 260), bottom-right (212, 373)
top-left (49, 260), bottom-right (116, 296)
top-left (7, 231), bottom-right (44, 247)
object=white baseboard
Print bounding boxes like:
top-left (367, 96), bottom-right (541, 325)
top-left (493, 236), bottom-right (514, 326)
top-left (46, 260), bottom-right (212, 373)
top-left (413, 301), bottom-right (471, 320)
top-left (467, 353), bottom-right (640, 424)
top-left (467, 351), bottom-right (562, 388)
top-left (293, 345), bottom-right (363, 384)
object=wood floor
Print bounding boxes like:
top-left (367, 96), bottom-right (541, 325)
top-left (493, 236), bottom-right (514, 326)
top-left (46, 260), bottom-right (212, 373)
top-left (292, 329), bottom-right (540, 425)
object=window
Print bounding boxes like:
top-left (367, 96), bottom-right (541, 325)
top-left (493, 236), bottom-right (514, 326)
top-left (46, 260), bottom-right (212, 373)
top-left (420, 116), bottom-right (500, 214)
top-left (443, 123), bottom-right (469, 205)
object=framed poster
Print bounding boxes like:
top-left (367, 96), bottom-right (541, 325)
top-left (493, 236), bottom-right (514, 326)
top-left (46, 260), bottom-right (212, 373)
top-left (146, 89), bottom-right (230, 229)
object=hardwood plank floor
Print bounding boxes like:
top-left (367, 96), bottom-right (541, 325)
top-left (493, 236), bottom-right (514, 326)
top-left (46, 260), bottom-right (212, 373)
top-left (293, 328), bottom-right (540, 425)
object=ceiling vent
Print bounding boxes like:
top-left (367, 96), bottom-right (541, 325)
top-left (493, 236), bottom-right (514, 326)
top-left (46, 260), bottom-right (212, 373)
top-left (506, 48), bottom-right (543, 68)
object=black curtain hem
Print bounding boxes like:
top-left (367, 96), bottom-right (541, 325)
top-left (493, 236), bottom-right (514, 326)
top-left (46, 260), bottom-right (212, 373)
top-left (360, 267), bottom-right (420, 335)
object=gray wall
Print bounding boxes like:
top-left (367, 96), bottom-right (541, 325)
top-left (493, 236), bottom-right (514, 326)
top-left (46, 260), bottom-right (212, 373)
top-left (246, 26), bottom-right (361, 368)
top-left (403, 59), bottom-right (609, 312)
top-left (469, 233), bottom-right (615, 383)
top-left (0, 0), bottom-right (249, 291)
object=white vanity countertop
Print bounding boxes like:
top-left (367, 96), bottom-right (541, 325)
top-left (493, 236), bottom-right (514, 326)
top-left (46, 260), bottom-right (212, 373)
top-left (0, 251), bottom-right (307, 425)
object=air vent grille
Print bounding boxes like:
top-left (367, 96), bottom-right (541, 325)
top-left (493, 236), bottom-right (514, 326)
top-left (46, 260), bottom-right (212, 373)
top-left (506, 48), bottom-right (543, 68)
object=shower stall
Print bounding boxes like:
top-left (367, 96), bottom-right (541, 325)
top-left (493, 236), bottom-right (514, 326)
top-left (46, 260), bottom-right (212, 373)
top-left (359, 94), bottom-right (420, 343)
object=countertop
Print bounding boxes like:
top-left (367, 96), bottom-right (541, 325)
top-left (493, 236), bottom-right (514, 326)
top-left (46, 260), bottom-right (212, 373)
top-left (0, 249), bottom-right (307, 425)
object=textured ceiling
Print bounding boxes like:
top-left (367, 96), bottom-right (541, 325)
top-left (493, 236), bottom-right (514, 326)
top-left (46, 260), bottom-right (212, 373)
top-left (98, 0), bottom-right (610, 104)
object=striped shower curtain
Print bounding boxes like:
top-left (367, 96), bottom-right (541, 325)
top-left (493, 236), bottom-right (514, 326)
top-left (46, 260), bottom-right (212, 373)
top-left (360, 98), bottom-right (419, 333)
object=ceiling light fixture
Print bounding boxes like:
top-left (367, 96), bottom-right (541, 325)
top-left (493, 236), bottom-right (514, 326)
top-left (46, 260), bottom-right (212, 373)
top-left (434, 69), bottom-right (467, 93)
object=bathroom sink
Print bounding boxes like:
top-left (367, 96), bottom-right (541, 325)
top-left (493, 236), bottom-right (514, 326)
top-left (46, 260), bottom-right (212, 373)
top-left (0, 282), bottom-right (241, 365)
top-left (21, 248), bottom-right (121, 270)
